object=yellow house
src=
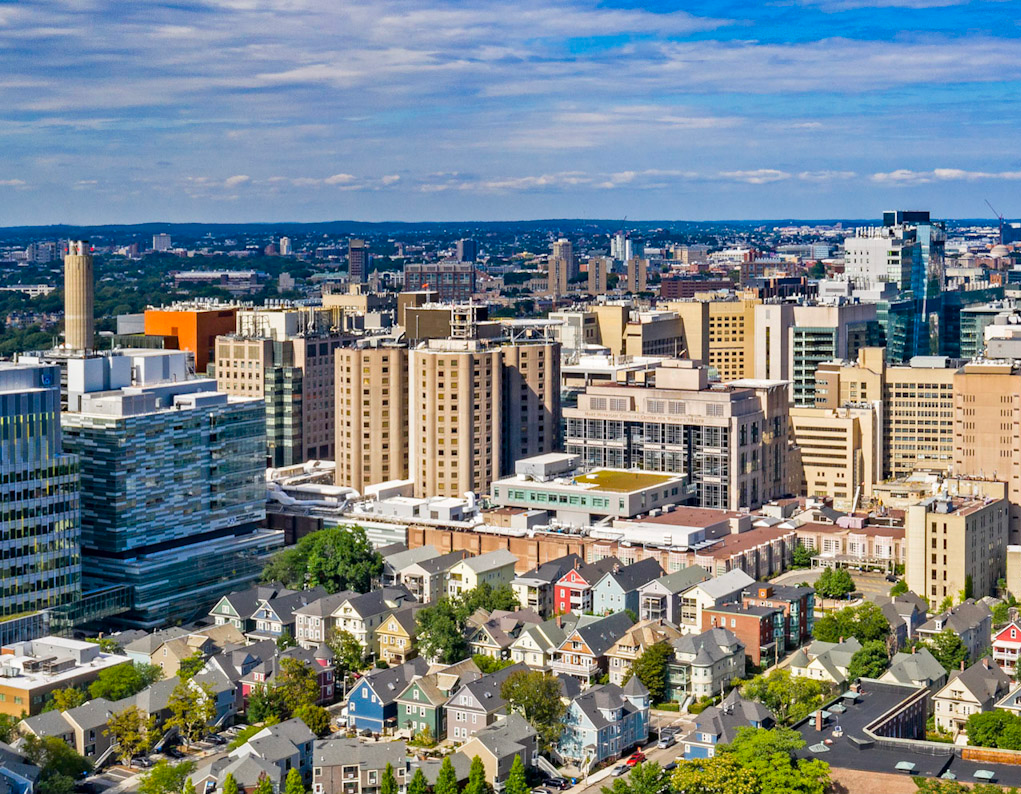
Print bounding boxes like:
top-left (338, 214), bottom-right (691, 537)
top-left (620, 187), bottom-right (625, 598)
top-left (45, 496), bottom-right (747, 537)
top-left (376, 608), bottom-right (418, 665)
top-left (447, 550), bottom-right (518, 598)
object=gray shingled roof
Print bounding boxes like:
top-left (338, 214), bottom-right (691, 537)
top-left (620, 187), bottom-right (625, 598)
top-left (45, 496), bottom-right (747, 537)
top-left (598, 558), bottom-right (665, 593)
top-left (645, 566), bottom-right (710, 595)
top-left (570, 611), bottom-right (635, 657)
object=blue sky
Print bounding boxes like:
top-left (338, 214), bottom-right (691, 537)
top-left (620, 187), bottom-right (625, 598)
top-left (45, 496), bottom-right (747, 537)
top-left (1, 0), bottom-right (1020, 224)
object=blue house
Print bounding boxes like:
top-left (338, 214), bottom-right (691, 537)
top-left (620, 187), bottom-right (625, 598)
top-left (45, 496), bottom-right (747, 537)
top-left (591, 559), bottom-right (664, 617)
top-left (346, 657), bottom-right (429, 733)
top-left (556, 677), bottom-right (650, 768)
top-left (681, 690), bottom-right (774, 759)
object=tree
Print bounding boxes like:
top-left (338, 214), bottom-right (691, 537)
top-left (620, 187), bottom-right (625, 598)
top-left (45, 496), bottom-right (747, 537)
top-left (228, 724), bottom-right (267, 750)
top-left (992, 602), bottom-right (1011, 626)
top-left (624, 642), bottom-right (673, 705)
top-left (847, 640), bottom-right (890, 681)
top-left (254, 774), bottom-right (274, 794)
top-left (222, 773), bottom-right (239, 794)
top-left (504, 756), bottom-right (528, 794)
top-left (890, 579), bottom-right (909, 597)
top-left (380, 763), bottom-right (399, 794)
top-left (168, 679), bottom-right (216, 745)
top-left (262, 526), bottom-right (383, 594)
top-left (601, 761), bottom-right (667, 794)
top-left (183, 780), bottom-right (196, 794)
top-left (812, 602), bottom-right (890, 645)
top-left (814, 567), bottom-right (855, 599)
top-left (106, 705), bottom-right (158, 764)
top-left (247, 684), bottom-right (286, 724)
top-left (21, 734), bottom-right (92, 794)
top-left (717, 728), bottom-right (829, 794)
top-left (277, 631), bottom-right (297, 652)
top-left (500, 670), bottom-right (567, 752)
top-left (452, 583), bottom-right (520, 622)
top-left (285, 767), bottom-right (306, 794)
top-left (965, 710), bottom-right (1021, 749)
top-left (0, 713), bottom-right (19, 744)
top-left (294, 703), bottom-right (331, 737)
top-left (278, 657), bottom-right (321, 715)
top-left (139, 760), bottom-right (195, 794)
top-left (670, 755), bottom-right (757, 794)
top-left (923, 628), bottom-right (969, 673)
top-left (416, 599), bottom-right (468, 664)
top-left (792, 544), bottom-right (815, 569)
top-left (407, 769), bottom-right (429, 794)
top-left (89, 663), bottom-right (162, 701)
top-left (741, 669), bottom-right (831, 726)
top-left (410, 725), bottom-right (436, 748)
top-left (178, 652), bottom-right (206, 682)
top-left (464, 756), bottom-right (491, 794)
top-left (44, 687), bottom-right (86, 712)
top-left (326, 630), bottom-right (365, 675)
top-left (434, 757), bottom-right (458, 794)
top-left (472, 655), bottom-right (514, 674)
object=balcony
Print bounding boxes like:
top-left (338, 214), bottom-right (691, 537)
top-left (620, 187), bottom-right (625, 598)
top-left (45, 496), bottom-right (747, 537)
top-left (551, 656), bottom-right (600, 678)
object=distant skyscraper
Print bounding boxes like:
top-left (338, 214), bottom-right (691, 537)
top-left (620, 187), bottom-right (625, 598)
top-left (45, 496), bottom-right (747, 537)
top-left (611, 232), bottom-right (633, 262)
top-left (63, 240), bottom-right (94, 352)
top-left (456, 238), bottom-right (478, 263)
top-left (348, 239), bottom-right (369, 283)
top-left (0, 363), bottom-right (81, 621)
top-left (626, 257), bottom-right (648, 293)
top-left (279, 236), bottom-right (293, 256)
top-left (152, 233), bottom-right (172, 252)
top-left (552, 238), bottom-right (576, 279)
top-left (404, 262), bottom-right (476, 302)
top-left (587, 256), bottom-right (609, 296)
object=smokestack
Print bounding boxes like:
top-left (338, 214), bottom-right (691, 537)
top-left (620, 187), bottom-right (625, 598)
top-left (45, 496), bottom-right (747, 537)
top-left (64, 240), bottom-right (94, 352)
top-left (815, 710), bottom-right (823, 731)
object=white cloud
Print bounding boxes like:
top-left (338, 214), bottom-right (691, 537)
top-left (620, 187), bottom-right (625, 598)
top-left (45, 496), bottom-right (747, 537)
top-left (798, 170), bottom-right (856, 181)
top-left (719, 169), bottom-right (791, 184)
top-left (324, 173), bottom-right (357, 185)
top-left (380, 174), bottom-right (401, 185)
top-left (0, 178), bottom-right (26, 186)
top-left (871, 168), bottom-right (1021, 184)
top-left (223, 174), bottom-right (250, 187)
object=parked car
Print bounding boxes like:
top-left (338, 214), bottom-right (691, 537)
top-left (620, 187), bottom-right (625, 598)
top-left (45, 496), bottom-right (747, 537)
top-left (130, 758), bottom-right (152, 769)
top-left (612, 766), bottom-right (628, 777)
top-left (626, 752), bottom-right (646, 767)
top-left (657, 733), bottom-right (676, 749)
top-left (205, 735), bottom-right (227, 746)
top-left (165, 747), bottom-right (184, 759)
top-left (531, 787), bottom-right (553, 794)
top-left (663, 762), bottom-right (677, 772)
top-left (542, 778), bottom-right (569, 790)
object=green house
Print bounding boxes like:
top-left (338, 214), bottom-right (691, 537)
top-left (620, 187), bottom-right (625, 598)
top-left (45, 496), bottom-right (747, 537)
top-left (396, 657), bottom-right (480, 740)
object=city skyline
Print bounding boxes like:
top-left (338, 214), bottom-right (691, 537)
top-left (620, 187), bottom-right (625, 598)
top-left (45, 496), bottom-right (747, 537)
top-left (1, 0), bottom-right (1020, 225)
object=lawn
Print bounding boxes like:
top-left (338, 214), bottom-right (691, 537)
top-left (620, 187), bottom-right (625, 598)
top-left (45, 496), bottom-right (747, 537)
top-left (574, 469), bottom-right (674, 492)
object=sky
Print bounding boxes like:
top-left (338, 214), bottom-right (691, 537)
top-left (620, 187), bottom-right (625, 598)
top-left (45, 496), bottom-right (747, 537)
top-left (1, 0), bottom-right (1020, 225)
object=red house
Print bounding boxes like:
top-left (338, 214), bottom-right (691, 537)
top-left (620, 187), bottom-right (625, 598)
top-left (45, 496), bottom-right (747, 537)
top-left (993, 621), bottom-right (1021, 676)
top-left (553, 557), bottom-right (621, 615)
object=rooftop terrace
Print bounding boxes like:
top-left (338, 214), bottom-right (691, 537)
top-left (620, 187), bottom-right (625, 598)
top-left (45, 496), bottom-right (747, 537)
top-left (573, 470), bottom-right (674, 493)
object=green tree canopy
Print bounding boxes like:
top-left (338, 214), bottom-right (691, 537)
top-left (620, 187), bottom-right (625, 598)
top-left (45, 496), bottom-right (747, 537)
top-left (277, 657), bottom-right (320, 716)
top-left (922, 628), bottom-right (969, 673)
top-left (500, 670), bottom-right (567, 753)
top-left (222, 773), bottom-right (239, 794)
top-left (433, 757), bottom-right (458, 794)
top-left (715, 728), bottom-right (829, 794)
top-left (472, 655), bottom-right (514, 674)
top-left (624, 641), bottom-right (673, 705)
top-left (890, 579), bottom-right (909, 597)
top-left (464, 756), bottom-right (491, 794)
top-left (670, 755), bottom-right (757, 794)
top-left (504, 756), bottom-right (528, 794)
top-left (0, 714), bottom-right (19, 744)
top-left (106, 705), bottom-right (158, 764)
top-left (741, 670), bottom-right (832, 726)
top-left (253, 774), bottom-right (274, 794)
top-left (178, 652), bottom-right (207, 682)
top-left (966, 709), bottom-right (1021, 750)
top-left (285, 767), bottom-right (306, 794)
top-left (168, 680), bottom-right (216, 745)
top-left (814, 568), bottom-right (856, 599)
top-left (812, 601), bottom-right (890, 645)
top-left (601, 761), bottom-right (668, 794)
top-left (89, 663), bottom-right (163, 701)
top-left (407, 769), bottom-right (429, 794)
top-left (261, 526), bottom-right (382, 593)
top-left (326, 629), bottom-right (365, 675)
top-left (44, 687), bottom-right (87, 713)
top-left (21, 734), bottom-right (92, 794)
top-left (416, 584), bottom-right (526, 664)
top-left (792, 544), bottom-right (815, 569)
top-left (847, 640), bottom-right (890, 681)
top-left (294, 703), bottom-right (331, 737)
top-left (138, 760), bottom-right (196, 794)
top-left (379, 763), bottom-right (398, 794)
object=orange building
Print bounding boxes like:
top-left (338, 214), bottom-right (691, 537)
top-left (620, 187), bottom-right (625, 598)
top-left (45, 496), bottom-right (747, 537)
top-left (144, 302), bottom-right (237, 373)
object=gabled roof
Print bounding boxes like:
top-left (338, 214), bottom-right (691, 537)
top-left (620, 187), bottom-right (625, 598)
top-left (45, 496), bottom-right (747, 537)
top-left (642, 566), bottom-right (710, 595)
top-left (293, 591), bottom-right (355, 618)
top-left (123, 626), bottom-right (190, 656)
top-left (19, 709), bottom-right (74, 738)
top-left (569, 683), bottom-right (642, 730)
top-left (448, 662), bottom-right (527, 713)
top-left (384, 545), bottom-right (441, 572)
top-left (211, 582), bottom-right (298, 621)
top-left (882, 648), bottom-right (946, 687)
top-left (333, 586), bottom-right (415, 620)
top-left (671, 627), bottom-right (742, 666)
top-left (63, 698), bottom-right (116, 732)
top-left (461, 713), bottom-right (536, 760)
top-left (514, 554), bottom-right (586, 586)
top-left (360, 657), bottom-right (430, 705)
top-left (380, 606), bottom-right (421, 637)
top-left (566, 611), bottom-right (636, 657)
top-left (314, 737), bottom-right (408, 769)
top-left (595, 558), bottom-right (664, 594)
top-left (557, 556), bottom-right (621, 587)
top-left (470, 610), bottom-right (543, 650)
top-left (690, 689), bottom-right (774, 743)
top-left (940, 658), bottom-right (1011, 705)
top-left (457, 549), bottom-right (518, 574)
top-left (919, 599), bottom-right (991, 636)
top-left (415, 550), bottom-right (471, 575)
top-left (257, 586), bottom-right (328, 622)
top-left (398, 658), bottom-right (482, 707)
top-left (691, 569), bottom-right (757, 600)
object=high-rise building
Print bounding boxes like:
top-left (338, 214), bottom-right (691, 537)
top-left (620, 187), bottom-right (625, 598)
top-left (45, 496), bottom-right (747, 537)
top-left (403, 262), bottom-right (476, 302)
top-left (348, 239), bottom-right (369, 283)
top-left (626, 257), bottom-right (648, 294)
top-left (587, 257), bottom-right (609, 296)
top-left (456, 239), bottom-right (478, 263)
top-left (61, 374), bottom-right (276, 628)
top-left (63, 240), bottom-right (94, 352)
top-left (279, 237), bottom-right (293, 256)
top-left (552, 238), bottom-right (575, 277)
top-left (144, 301), bottom-right (238, 374)
top-left (844, 212), bottom-right (944, 300)
top-left (611, 231), bottom-right (634, 263)
top-left (564, 360), bottom-right (790, 511)
top-left (334, 345), bottom-right (409, 493)
top-left (152, 233), bottom-right (172, 252)
top-left (548, 255), bottom-right (570, 297)
top-left (0, 363), bottom-right (81, 621)
top-left (215, 307), bottom-right (342, 466)
top-left (499, 338), bottom-right (561, 476)
top-left (667, 296), bottom-right (760, 382)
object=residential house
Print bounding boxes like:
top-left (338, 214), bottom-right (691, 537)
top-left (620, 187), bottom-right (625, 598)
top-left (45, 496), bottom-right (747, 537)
top-left (456, 714), bottom-right (538, 792)
top-left (295, 592), bottom-right (351, 651)
top-left (916, 600), bottom-right (992, 664)
top-left (44, 699), bottom-right (115, 761)
top-left (702, 603), bottom-right (785, 667)
top-left (509, 615), bottom-right (577, 671)
top-left (150, 623), bottom-right (246, 678)
top-left (668, 628), bottom-right (745, 702)
top-left (209, 583), bottom-right (299, 634)
top-left (606, 620), bottom-right (685, 686)
top-left (550, 611), bottom-right (636, 687)
top-left (638, 567), bottom-right (710, 624)
top-left (382, 545), bottom-right (442, 586)
top-left (553, 557), bottom-right (621, 616)
top-left (789, 638), bottom-right (863, 686)
top-left (992, 620), bottom-right (1021, 676)
top-left (995, 683), bottom-right (1021, 718)
top-left (467, 610), bottom-right (543, 660)
top-left (190, 754), bottom-right (283, 794)
top-left (330, 587), bottom-right (416, 653)
top-left (400, 551), bottom-right (470, 603)
top-left (512, 554), bottom-right (585, 618)
top-left (591, 558), bottom-right (665, 617)
top-left (376, 607), bottom-right (422, 666)
top-left (681, 690), bottom-right (775, 759)
top-left (346, 657), bottom-right (430, 733)
top-left (0, 740), bottom-right (38, 794)
top-left (556, 678), bottom-right (650, 768)
top-left (933, 657), bottom-right (1011, 735)
top-left (447, 550), bottom-right (518, 598)
top-left (312, 738), bottom-right (408, 794)
top-left (741, 583), bottom-right (814, 650)
top-left (235, 718), bottom-right (317, 786)
top-left (123, 627), bottom-right (191, 666)
top-left (209, 639), bottom-right (278, 714)
top-left (17, 711), bottom-right (75, 751)
top-left (876, 592), bottom-right (928, 648)
top-left (247, 587), bottom-right (329, 644)
top-left (444, 663), bottom-right (526, 743)
top-left (679, 569), bottom-right (757, 634)
top-left (879, 648), bottom-right (948, 702)
top-left (396, 658), bottom-right (481, 740)
top-left (240, 646), bottom-right (335, 711)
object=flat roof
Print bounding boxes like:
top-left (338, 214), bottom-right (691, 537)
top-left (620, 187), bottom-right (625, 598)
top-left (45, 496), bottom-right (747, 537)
top-left (572, 470), bottom-right (674, 493)
top-left (695, 525), bottom-right (797, 559)
top-left (622, 507), bottom-right (741, 528)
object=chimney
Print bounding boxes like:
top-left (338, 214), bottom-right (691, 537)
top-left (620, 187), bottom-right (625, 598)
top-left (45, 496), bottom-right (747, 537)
top-left (983, 658), bottom-right (990, 670)
top-left (815, 710), bottom-right (823, 731)
top-left (912, 646), bottom-right (916, 654)
top-left (961, 659), bottom-right (966, 671)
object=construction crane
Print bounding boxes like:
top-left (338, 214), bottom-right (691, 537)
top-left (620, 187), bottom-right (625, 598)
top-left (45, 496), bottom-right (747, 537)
top-left (986, 199), bottom-right (1004, 245)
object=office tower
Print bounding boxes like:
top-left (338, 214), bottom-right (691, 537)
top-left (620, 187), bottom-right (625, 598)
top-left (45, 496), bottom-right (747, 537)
top-left (215, 307), bottom-right (342, 466)
top-left (63, 240), bottom-right (94, 352)
top-left (61, 377), bottom-right (276, 628)
top-left (815, 347), bottom-right (957, 480)
top-left (611, 231), bottom-right (634, 263)
top-left (667, 296), bottom-right (760, 382)
top-left (0, 363), bottom-right (81, 621)
top-left (403, 262), bottom-right (476, 302)
top-left (456, 238), bottom-right (478, 263)
top-left (334, 345), bottom-right (409, 493)
top-left (499, 339), bottom-right (561, 476)
top-left (144, 301), bottom-right (238, 374)
top-left (789, 404), bottom-right (881, 510)
top-left (905, 492), bottom-right (1008, 604)
top-left (564, 360), bottom-right (790, 511)
top-left (953, 361), bottom-right (1021, 543)
top-left (844, 211), bottom-right (944, 300)
top-left (626, 257), bottom-right (648, 294)
top-left (587, 256), bottom-right (609, 296)
top-left (788, 303), bottom-right (879, 406)
top-left (279, 236), bottom-right (293, 256)
top-left (960, 300), bottom-right (1016, 359)
top-left (348, 239), bottom-right (369, 283)
top-left (152, 233), bottom-right (172, 252)
top-left (410, 339), bottom-right (502, 498)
